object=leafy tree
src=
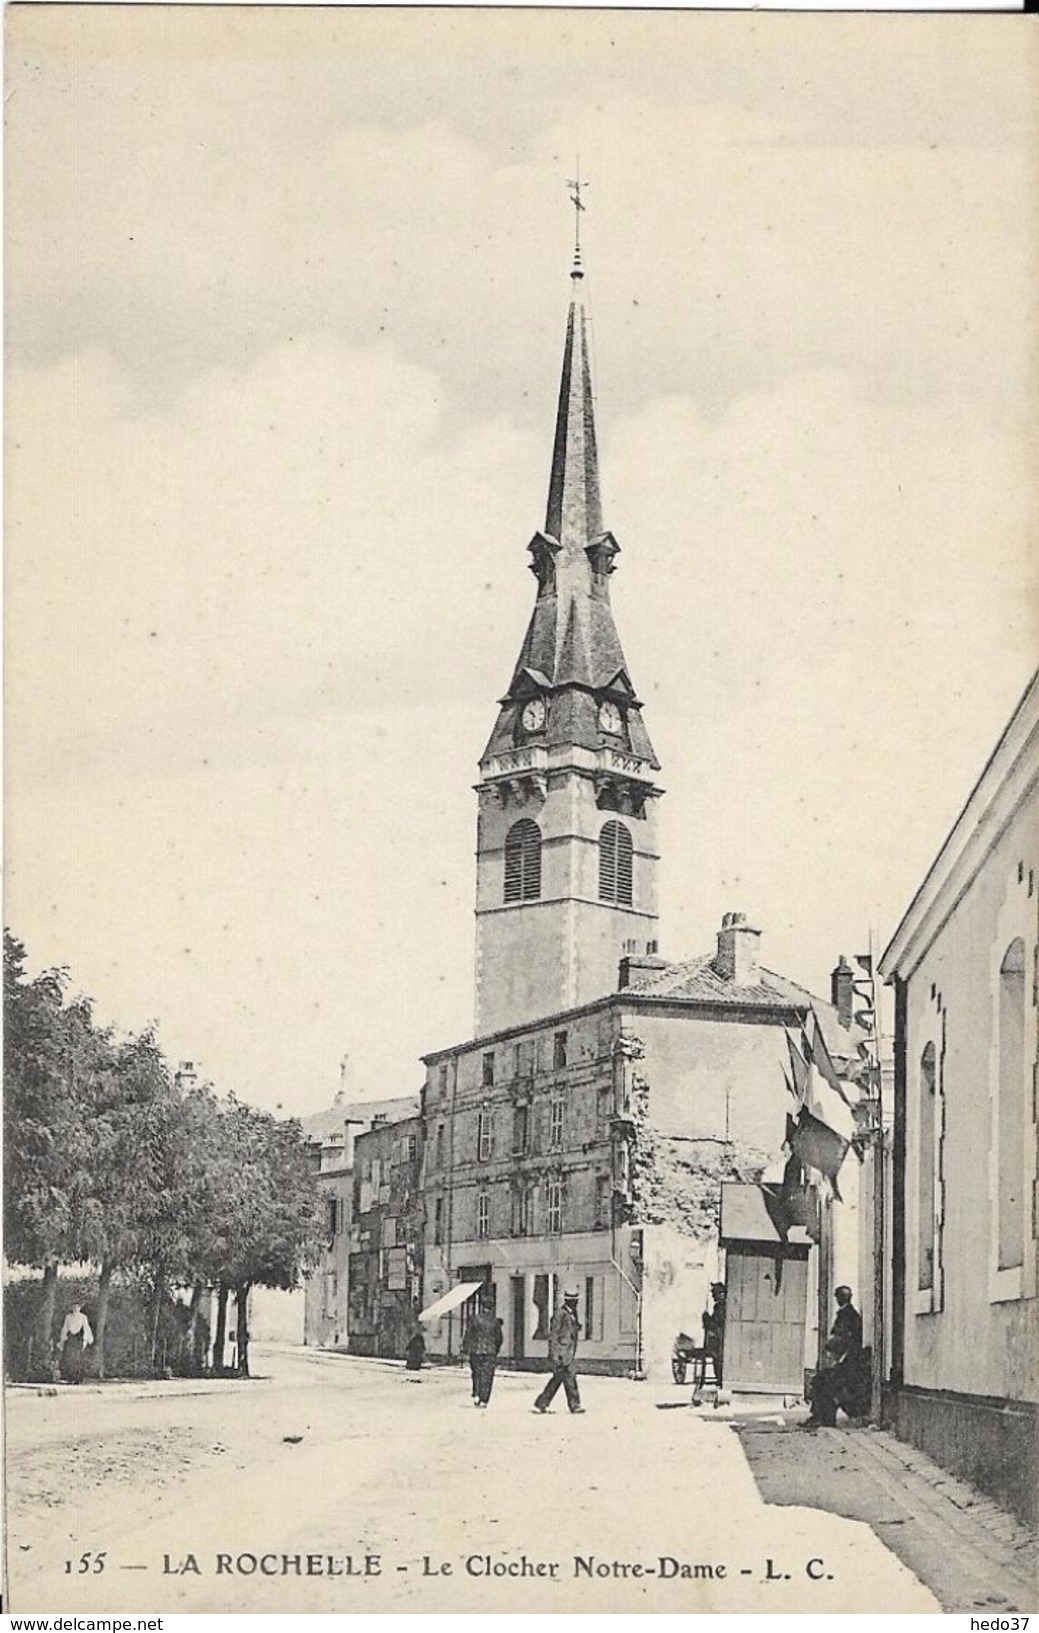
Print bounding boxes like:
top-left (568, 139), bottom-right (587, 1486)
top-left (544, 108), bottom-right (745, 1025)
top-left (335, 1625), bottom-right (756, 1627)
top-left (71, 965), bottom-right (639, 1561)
top-left (133, 1072), bottom-right (230, 1368)
top-left (5, 930), bottom-right (322, 1383)
top-left (3, 933), bottom-right (93, 1374)
top-left (215, 1100), bottom-right (323, 1375)
top-left (75, 1031), bottom-right (200, 1375)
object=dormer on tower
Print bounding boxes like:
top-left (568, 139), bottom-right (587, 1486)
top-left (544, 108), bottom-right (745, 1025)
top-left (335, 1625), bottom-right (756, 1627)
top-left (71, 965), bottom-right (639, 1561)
top-left (473, 204), bottom-right (664, 1036)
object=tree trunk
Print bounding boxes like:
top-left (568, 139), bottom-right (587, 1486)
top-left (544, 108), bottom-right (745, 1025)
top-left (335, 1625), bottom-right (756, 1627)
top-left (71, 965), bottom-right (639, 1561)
top-left (36, 1262), bottom-right (58, 1381)
top-left (235, 1284), bottom-right (251, 1378)
top-left (95, 1261), bottom-right (115, 1379)
top-left (185, 1282), bottom-right (205, 1375)
top-left (149, 1263), bottom-right (165, 1368)
top-left (213, 1282), bottom-right (230, 1373)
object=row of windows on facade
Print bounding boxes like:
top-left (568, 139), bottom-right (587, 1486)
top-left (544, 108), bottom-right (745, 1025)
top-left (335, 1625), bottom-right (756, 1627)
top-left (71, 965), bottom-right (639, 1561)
top-left (325, 1194), bottom-right (419, 1247)
top-left (503, 818), bottom-right (634, 906)
top-left (356, 1133), bottom-right (419, 1184)
top-left (916, 936), bottom-right (1033, 1305)
top-left (431, 1174), bottom-right (612, 1245)
top-left (430, 1082), bottom-right (615, 1168)
top-left (432, 1029), bottom-right (575, 1099)
top-left (482, 1028), bottom-right (570, 1086)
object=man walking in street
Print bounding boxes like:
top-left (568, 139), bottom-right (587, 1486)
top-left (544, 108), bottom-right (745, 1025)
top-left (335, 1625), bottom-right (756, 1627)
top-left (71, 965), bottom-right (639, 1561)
top-left (533, 1289), bottom-right (585, 1414)
top-left (462, 1289), bottom-right (503, 1408)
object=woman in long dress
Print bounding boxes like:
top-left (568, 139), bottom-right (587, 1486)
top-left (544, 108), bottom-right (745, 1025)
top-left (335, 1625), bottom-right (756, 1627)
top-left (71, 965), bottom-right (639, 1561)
top-left (58, 1303), bottom-right (94, 1384)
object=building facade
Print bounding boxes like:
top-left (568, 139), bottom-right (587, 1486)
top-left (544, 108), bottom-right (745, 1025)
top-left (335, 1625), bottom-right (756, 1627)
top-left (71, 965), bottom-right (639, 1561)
top-left (880, 671), bottom-right (1039, 1524)
top-left (301, 1087), bottom-right (419, 1349)
top-left (348, 1113), bottom-right (424, 1358)
top-left (422, 914), bottom-right (861, 1383)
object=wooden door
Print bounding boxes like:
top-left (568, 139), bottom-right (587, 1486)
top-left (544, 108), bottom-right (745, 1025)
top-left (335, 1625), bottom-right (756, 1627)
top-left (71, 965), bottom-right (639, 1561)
top-left (725, 1249), bottom-right (808, 1393)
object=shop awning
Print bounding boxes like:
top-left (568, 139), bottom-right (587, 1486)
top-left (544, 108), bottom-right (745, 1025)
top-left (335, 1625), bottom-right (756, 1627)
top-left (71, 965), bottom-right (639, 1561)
top-left (418, 1281), bottom-right (484, 1323)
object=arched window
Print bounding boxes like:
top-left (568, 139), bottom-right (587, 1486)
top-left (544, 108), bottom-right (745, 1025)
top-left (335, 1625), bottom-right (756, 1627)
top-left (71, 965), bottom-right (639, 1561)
top-left (503, 819), bottom-right (541, 903)
top-left (918, 1044), bottom-right (937, 1293)
top-left (997, 938), bottom-right (1026, 1272)
top-left (599, 820), bottom-right (633, 906)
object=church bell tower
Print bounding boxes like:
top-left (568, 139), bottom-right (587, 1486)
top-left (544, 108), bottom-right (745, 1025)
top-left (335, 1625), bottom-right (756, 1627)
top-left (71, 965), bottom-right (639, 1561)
top-left (473, 202), bottom-right (663, 1036)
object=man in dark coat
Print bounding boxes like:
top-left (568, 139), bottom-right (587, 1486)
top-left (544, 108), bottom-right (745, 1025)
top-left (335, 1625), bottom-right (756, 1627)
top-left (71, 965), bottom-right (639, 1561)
top-left (805, 1286), bottom-right (865, 1427)
top-left (702, 1282), bottom-right (727, 1385)
top-left (462, 1293), bottom-right (503, 1407)
top-left (533, 1290), bottom-right (585, 1414)
top-left (831, 1285), bottom-right (863, 1356)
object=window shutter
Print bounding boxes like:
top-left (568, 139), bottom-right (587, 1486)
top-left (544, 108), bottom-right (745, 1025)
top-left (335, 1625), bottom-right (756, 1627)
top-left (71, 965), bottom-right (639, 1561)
top-left (600, 821), bottom-right (633, 906)
top-left (504, 819), bottom-right (542, 903)
top-left (599, 823), bottom-right (617, 901)
top-left (616, 825), bottom-right (633, 905)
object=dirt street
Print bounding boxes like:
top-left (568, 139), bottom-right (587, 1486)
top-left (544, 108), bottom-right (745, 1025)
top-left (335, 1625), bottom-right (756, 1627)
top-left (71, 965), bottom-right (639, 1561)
top-left (5, 1346), bottom-right (937, 1613)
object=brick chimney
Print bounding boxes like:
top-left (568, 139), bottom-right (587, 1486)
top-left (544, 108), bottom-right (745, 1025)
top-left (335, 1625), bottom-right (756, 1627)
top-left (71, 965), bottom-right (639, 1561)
top-left (618, 949), bottom-right (667, 989)
top-left (831, 956), bottom-right (854, 1030)
top-left (713, 912), bottom-right (761, 984)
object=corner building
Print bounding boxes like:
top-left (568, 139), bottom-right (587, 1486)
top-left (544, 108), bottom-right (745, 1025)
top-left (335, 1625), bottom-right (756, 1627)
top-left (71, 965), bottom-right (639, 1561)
top-left (421, 244), bottom-right (860, 1382)
top-left (880, 671), bottom-right (1038, 1523)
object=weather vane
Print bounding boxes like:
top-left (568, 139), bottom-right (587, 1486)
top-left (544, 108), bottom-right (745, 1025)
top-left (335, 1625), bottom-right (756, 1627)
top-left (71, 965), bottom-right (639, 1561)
top-left (567, 160), bottom-right (589, 276)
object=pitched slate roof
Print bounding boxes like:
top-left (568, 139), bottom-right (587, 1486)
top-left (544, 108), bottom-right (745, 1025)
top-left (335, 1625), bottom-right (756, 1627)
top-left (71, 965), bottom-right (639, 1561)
top-left (626, 957), bottom-right (865, 1058)
top-left (300, 1093), bottom-right (420, 1144)
top-left (627, 955), bottom-right (802, 1009)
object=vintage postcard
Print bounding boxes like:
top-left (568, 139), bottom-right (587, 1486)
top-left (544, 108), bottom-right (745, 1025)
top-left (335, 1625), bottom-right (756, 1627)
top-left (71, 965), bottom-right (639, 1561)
top-left (4, 4), bottom-right (1037, 1616)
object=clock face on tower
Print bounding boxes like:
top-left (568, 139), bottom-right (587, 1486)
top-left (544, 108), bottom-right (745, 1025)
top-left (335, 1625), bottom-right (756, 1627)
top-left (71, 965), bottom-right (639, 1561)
top-left (521, 698), bottom-right (546, 733)
top-left (598, 700), bottom-right (623, 736)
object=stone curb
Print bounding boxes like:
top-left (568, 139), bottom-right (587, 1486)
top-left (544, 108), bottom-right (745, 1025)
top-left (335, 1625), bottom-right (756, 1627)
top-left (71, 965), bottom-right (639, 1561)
top-left (6, 1376), bottom-right (272, 1400)
top-left (853, 1428), bottom-right (1036, 1567)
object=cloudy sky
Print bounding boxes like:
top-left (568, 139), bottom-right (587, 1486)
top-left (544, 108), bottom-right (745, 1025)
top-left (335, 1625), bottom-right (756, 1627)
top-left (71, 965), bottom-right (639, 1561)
top-left (7, 7), bottom-right (1038, 1116)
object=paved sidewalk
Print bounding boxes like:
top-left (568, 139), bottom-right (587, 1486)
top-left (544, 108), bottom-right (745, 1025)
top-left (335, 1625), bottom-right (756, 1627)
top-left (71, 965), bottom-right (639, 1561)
top-left (737, 1417), bottom-right (1037, 1614)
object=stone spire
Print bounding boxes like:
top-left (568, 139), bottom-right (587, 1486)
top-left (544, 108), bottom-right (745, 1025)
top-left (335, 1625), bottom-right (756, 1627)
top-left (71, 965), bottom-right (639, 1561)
top-left (544, 262), bottom-right (603, 552)
top-left (480, 212), bottom-right (659, 772)
top-left (472, 196), bottom-right (664, 1036)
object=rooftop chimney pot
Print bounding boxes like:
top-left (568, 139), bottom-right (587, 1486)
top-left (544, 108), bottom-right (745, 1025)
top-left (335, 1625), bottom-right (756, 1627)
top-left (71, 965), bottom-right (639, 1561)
top-left (831, 955), bottom-right (854, 1030)
top-left (714, 912), bottom-right (762, 984)
top-left (618, 952), bottom-right (667, 989)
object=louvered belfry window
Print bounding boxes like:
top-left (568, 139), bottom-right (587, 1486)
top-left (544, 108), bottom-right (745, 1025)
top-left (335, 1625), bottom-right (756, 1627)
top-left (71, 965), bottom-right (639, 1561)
top-left (599, 820), bottom-right (634, 906)
top-left (503, 818), bottom-right (542, 903)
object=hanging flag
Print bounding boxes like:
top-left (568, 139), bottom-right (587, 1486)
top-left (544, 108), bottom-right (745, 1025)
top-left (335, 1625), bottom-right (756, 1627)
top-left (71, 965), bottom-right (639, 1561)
top-left (805, 1060), bottom-right (856, 1144)
top-left (759, 1152), bottom-right (821, 1242)
top-left (786, 1029), bottom-right (810, 1106)
top-left (790, 1106), bottom-right (850, 1200)
top-left (805, 1008), bottom-right (857, 1110)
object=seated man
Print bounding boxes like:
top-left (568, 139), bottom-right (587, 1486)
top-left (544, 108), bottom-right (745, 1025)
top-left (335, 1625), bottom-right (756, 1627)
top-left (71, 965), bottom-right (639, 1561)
top-left (805, 1337), bottom-right (845, 1426)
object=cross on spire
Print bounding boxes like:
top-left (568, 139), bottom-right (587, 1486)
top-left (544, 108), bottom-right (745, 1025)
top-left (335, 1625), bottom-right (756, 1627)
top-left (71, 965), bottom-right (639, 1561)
top-left (567, 162), bottom-right (588, 279)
